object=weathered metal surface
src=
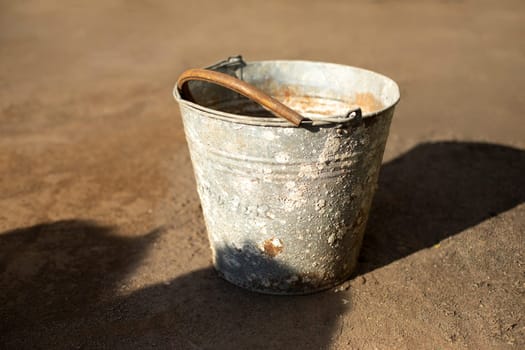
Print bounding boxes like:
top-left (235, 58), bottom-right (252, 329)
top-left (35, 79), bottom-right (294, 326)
top-left (173, 57), bottom-right (400, 294)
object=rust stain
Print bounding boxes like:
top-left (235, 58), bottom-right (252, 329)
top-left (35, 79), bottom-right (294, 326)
top-left (273, 87), bottom-right (385, 116)
top-left (282, 87), bottom-right (293, 99)
top-left (231, 81), bottom-right (385, 117)
top-left (211, 83), bottom-right (385, 118)
top-left (263, 237), bottom-right (283, 257)
top-left (353, 92), bottom-right (384, 113)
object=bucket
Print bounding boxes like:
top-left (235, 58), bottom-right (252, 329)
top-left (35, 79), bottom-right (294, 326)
top-left (173, 56), bottom-right (400, 295)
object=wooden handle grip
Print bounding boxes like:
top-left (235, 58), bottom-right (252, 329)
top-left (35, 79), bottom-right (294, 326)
top-left (177, 68), bottom-right (304, 126)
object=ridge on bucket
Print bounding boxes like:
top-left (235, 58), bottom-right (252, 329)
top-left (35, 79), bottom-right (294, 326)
top-left (173, 55), bottom-right (400, 295)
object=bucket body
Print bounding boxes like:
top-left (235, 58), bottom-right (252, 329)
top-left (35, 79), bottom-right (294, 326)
top-left (174, 59), bottom-right (400, 294)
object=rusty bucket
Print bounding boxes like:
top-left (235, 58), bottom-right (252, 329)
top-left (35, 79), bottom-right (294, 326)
top-left (173, 56), bottom-right (400, 294)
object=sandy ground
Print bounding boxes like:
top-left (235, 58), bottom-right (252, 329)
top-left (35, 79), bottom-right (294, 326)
top-left (1, 0), bottom-right (524, 349)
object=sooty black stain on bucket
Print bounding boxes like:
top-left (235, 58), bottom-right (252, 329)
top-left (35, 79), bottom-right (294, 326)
top-left (174, 57), bottom-right (400, 294)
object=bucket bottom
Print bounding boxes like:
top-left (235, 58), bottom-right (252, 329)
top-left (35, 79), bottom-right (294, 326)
top-left (212, 244), bottom-right (359, 295)
top-left (215, 266), bottom-right (357, 296)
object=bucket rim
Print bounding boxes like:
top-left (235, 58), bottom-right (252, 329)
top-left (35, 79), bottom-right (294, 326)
top-left (173, 59), bottom-right (400, 127)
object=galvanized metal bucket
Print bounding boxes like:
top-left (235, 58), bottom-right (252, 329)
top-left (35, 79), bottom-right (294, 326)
top-left (173, 56), bottom-right (400, 295)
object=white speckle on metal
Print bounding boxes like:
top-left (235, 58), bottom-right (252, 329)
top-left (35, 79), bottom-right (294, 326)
top-left (270, 237), bottom-right (282, 248)
top-left (254, 220), bottom-right (266, 228)
top-left (275, 152), bottom-right (290, 163)
top-left (231, 196), bottom-right (240, 210)
top-left (238, 178), bottom-right (257, 191)
top-left (318, 133), bottom-right (342, 164)
top-left (262, 130), bottom-right (277, 140)
top-left (286, 275), bottom-right (299, 283)
top-left (281, 183), bottom-right (308, 212)
top-left (285, 181), bottom-right (296, 189)
top-left (315, 199), bottom-right (327, 210)
top-left (327, 233), bottom-right (337, 246)
top-left (298, 164), bottom-right (319, 179)
top-left (225, 255), bottom-right (241, 268)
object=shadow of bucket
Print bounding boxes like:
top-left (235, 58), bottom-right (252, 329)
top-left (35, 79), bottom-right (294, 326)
top-left (173, 56), bottom-right (400, 294)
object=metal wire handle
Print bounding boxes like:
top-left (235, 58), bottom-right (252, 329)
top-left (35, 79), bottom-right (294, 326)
top-left (177, 68), bottom-right (305, 126)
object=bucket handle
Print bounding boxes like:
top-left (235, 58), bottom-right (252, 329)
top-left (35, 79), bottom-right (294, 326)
top-left (177, 69), bottom-right (305, 126)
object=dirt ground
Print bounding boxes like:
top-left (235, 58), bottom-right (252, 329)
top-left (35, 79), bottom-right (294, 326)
top-left (1, 0), bottom-right (524, 349)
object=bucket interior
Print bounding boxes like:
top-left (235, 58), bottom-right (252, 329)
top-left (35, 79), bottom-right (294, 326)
top-left (182, 60), bottom-right (400, 120)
